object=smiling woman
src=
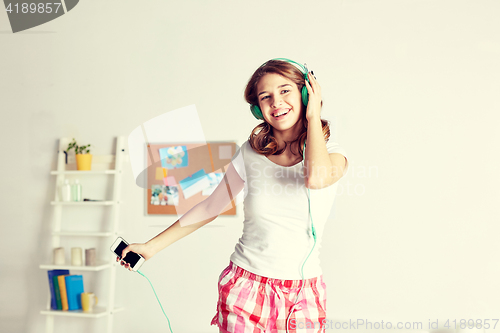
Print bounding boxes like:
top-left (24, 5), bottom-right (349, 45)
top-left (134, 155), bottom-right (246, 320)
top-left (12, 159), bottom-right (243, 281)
top-left (208, 58), bottom-right (349, 333)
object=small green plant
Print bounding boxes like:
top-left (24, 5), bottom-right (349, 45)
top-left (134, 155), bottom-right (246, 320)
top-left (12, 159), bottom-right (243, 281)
top-left (65, 138), bottom-right (92, 155)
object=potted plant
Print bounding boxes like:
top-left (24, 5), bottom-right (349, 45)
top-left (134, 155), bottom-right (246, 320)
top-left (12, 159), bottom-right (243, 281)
top-left (65, 138), bottom-right (93, 170)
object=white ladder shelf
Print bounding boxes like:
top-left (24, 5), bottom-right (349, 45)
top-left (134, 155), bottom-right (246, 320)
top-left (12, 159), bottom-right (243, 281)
top-left (40, 136), bottom-right (127, 333)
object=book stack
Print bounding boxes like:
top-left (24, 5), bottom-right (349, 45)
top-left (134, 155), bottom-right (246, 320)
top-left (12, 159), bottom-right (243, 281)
top-left (47, 270), bottom-right (85, 311)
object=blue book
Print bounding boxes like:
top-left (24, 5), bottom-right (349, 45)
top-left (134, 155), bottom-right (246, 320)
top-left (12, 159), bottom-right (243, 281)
top-left (65, 275), bottom-right (84, 310)
top-left (47, 270), bottom-right (70, 310)
top-left (53, 275), bottom-right (62, 310)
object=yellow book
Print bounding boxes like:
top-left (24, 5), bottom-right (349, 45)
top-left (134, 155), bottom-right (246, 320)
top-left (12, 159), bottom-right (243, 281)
top-left (57, 275), bottom-right (70, 311)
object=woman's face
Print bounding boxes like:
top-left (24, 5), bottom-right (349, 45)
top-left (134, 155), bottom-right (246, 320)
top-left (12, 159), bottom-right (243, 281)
top-left (256, 73), bottom-right (304, 132)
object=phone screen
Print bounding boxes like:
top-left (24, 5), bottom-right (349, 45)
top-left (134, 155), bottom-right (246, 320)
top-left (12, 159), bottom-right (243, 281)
top-left (114, 241), bottom-right (141, 267)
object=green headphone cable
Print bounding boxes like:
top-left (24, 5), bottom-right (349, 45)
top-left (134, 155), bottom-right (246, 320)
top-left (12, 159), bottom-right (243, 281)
top-left (137, 269), bottom-right (174, 333)
top-left (285, 141), bottom-right (317, 333)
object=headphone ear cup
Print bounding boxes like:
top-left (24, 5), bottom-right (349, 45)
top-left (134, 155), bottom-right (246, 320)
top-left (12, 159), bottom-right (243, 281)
top-left (250, 104), bottom-right (264, 120)
top-left (301, 86), bottom-right (309, 106)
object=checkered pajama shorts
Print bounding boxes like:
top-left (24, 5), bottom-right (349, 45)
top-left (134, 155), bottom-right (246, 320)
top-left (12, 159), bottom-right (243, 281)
top-left (210, 261), bottom-right (327, 333)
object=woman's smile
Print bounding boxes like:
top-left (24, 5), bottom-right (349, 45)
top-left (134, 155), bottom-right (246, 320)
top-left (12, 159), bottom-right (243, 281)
top-left (272, 108), bottom-right (291, 119)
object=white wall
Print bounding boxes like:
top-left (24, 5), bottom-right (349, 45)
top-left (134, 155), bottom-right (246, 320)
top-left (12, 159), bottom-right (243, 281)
top-left (1, 0), bottom-right (499, 332)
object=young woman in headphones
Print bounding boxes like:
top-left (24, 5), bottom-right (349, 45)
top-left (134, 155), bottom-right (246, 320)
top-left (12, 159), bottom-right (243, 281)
top-left (118, 58), bottom-right (349, 332)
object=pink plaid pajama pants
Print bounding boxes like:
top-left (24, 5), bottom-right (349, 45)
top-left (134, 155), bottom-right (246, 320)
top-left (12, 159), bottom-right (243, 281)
top-left (211, 261), bottom-right (327, 333)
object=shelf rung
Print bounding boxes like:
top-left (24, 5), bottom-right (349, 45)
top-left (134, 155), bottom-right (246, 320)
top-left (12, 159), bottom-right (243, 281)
top-left (51, 170), bottom-right (120, 175)
top-left (52, 231), bottom-right (115, 237)
top-left (39, 261), bottom-right (111, 271)
top-left (51, 201), bottom-right (119, 206)
top-left (40, 306), bottom-right (124, 318)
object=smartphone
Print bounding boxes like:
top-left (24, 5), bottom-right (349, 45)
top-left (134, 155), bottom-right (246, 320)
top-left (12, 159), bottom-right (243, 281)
top-left (110, 237), bottom-right (145, 272)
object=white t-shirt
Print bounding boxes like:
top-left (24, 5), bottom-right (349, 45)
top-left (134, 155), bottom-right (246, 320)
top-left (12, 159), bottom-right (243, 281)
top-left (229, 138), bottom-right (349, 280)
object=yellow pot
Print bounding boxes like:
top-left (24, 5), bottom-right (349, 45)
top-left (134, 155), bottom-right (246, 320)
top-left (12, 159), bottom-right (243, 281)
top-left (76, 154), bottom-right (93, 170)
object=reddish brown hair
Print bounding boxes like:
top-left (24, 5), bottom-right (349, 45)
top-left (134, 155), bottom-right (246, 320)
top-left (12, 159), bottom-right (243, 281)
top-left (244, 59), bottom-right (330, 157)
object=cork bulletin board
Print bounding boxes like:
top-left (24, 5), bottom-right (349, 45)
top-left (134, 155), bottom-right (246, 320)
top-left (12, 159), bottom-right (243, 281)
top-left (146, 141), bottom-right (237, 216)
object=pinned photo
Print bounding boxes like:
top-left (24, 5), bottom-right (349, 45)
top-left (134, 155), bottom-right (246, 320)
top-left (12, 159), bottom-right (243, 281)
top-left (159, 146), bottom-right (188, 169)
top-left (151, 185), bottom-right (179, 206)
top-left (165, 186), bottom-right (179, 206)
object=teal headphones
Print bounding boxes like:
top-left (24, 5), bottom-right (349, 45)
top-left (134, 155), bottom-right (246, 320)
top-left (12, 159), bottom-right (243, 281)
top-left (250, 58), bottom-right (310, 120)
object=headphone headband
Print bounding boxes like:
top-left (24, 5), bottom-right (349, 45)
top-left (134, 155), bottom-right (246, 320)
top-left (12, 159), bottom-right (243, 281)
top-left (269, 58), bottom-right (308, 77)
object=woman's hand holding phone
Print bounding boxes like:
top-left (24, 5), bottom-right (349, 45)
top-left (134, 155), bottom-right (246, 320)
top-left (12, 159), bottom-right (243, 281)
top-left (116, 243), bottom-right (156, 271)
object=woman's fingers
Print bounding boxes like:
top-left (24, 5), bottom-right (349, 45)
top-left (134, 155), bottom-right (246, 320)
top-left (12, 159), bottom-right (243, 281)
top-left (309, 72), bottom-right (319, 87)
top-left (305, 77), bottom-right (317, 95)
top-left (305, 77), bottom-right (313, 93)
top-left (119, 258), bottom-right (132, 271)
top-left (118, 258), bottom-right (132, 271)
top-left (117, 243), bottom-right (151, 271)
top-left (121, 245), bottom-right (130, 260)
top-left (118, 245), bottom-right (136, 271)
top-left (307, 71), bottom-right (321, 95)
top-left (119, 245), bottom-right (131, 269)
